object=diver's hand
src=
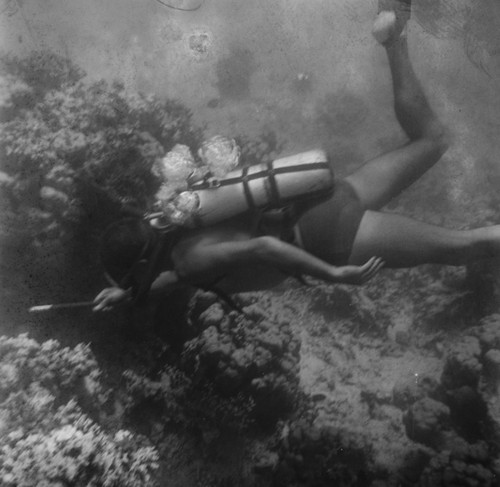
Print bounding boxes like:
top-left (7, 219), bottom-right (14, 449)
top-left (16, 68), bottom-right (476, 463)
top-left (92, 287), bottom-right (131, 312)
top-left (331, 257), bottom-right (385, 285)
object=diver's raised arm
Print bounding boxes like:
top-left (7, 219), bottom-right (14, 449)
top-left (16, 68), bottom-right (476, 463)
top-left (175, 236), bottom-right (384, 285)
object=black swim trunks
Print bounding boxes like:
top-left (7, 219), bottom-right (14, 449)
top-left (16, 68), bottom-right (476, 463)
top-left (296, 179), bottom-right (365, 266)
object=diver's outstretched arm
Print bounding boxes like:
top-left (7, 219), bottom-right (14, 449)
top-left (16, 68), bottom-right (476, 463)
top-left (92, 271), bottom-right (182, 311)
top-left (345, 0), bottom-right (449, 210)
top-left (175, 236), bottom-right (384, 286)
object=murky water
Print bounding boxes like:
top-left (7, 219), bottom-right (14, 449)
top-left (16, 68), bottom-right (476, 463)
top-left (2, 1), bottom-right (500, 485)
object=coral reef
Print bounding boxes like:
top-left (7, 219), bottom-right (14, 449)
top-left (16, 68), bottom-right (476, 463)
top-left (123, 366), bottom-right (255, 436)
top-left (198, 135), bottom-right (240, 177)
top-left (0, 334), bottom-right (159, 487)
top-left (181, 293), bottom-right (301, 426)
top-left (122, 292), bottom-right (301, 436)
top-left (273, 420), bottom-right (374, 487)
top-left (420, 438), bottom-right (499, 487)
top-left (403, 397), bottom-right (451, 447)
top-left (387, 314), bottom-right (500, 484)
top-left (441, 336), bottom-right (483, 390)
top-left (0, 51), bottom-right (202, 255)
top-left (0, 333), bottom-right (104, 407)
top-left (392, 375), bottom-right (440, 410)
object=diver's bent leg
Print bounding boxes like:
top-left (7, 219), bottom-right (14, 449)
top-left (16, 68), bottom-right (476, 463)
top-left (348, 210), bottom-right (500, 268)
top-left (386, 31), bottom-right (444, 141)
top-left (346, 0), bottom-right (448, 210)
top-left (344, 137), bottom-right (445, 211)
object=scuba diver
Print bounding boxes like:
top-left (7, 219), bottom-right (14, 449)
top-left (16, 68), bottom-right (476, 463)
top-left (93, 0), bottom-right (500, 312)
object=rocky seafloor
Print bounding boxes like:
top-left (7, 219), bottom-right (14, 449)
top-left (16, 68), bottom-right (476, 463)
top-left (2, 261), bottom-right (500, 486)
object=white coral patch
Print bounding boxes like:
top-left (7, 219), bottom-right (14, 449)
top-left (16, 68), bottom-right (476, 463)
top-left (198, 135), bottom-right (240, 178)
top-left (154, 144), bottom-right (197, 184)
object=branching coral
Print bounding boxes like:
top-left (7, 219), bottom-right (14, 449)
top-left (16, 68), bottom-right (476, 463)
top-left (1, 404), bottom-right (159, 487)
top-left (0, 334), bottom-right (159, 487)
top-left (0, 333), bottom-right (104, 405)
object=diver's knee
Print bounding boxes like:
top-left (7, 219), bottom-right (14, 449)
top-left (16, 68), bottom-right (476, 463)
top-left (425, 122), bottom-right (450, 155)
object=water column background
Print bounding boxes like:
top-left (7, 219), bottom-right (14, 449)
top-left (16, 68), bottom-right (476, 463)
top-left (1, 0), bottom-right (500, 214)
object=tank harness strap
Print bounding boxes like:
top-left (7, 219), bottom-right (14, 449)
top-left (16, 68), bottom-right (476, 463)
top-left (190, 161), bottom-right (332, 209)
top-left (266, 161), bottom-right (281, 207)
top-left (241, 166), bottom-right (256, 209)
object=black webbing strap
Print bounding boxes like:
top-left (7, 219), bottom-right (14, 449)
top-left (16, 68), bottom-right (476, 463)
top-left (266, 161), bottom-right (281, 207)
top-left (241, 166), bottom-right (256, 209)
top-left (190, 161), bottom-right (331, 191)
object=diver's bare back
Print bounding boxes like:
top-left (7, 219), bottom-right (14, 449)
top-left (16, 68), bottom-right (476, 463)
top-left (172, 216), bottom-right (290, 293)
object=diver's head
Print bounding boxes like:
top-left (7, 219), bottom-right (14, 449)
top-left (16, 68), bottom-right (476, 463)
top-left (100, 218), bottom-right (160, 289)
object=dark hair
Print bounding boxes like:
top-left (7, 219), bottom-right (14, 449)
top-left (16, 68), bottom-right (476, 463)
top-left (100, 218), bottom-right (158, 286)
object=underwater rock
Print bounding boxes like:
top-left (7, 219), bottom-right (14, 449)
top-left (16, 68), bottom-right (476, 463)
top-left (253, 451), bottom-right (279, 474)
top-left (397, 449), bottom-right (433, 485)
top-left (420, 437), bottom-right (498, 487)
top-left (446, 385), bottom-right (489, 441)
top-left (180, 295), bottom-right (300, 426)
top-left (273, 421), bottom-right (374, 487)
top-left (483, 349), bottom-right (500, 384)
top-left (198, 302), bottom-right (226, 328)
top-left (441, 336), bottom-right (482, 390)
top-left (123, 365), bottom-right (256, 434)
top-left (392, 375), bottom-right (440, 410)
top-left (475, 314), bottom-right (500, 351)
top-left (403, 398), bottom-right (451, 447)
top-left (40, 186), bottom-right (70, 214)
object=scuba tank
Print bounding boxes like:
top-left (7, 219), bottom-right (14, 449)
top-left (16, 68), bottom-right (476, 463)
top-left (139, 149), bottom-right (334, 308)
top-left (152, 149), bottom-right (334, 229)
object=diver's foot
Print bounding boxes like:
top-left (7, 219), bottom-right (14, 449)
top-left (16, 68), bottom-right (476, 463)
top-left (372, 0), bottom-right (411, 46)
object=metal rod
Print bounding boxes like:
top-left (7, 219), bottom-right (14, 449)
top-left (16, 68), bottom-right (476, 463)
top-left (29, 301), bottom-right (95, 313)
